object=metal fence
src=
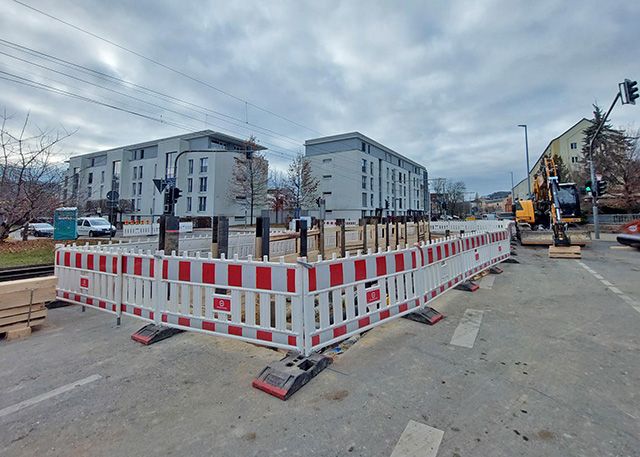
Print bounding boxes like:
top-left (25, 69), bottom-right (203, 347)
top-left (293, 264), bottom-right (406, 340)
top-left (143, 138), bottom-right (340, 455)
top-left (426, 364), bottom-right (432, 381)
top-left (586, 214), bottom-right (640, 225)
top-left (55, 224), bottom-right (511, 356)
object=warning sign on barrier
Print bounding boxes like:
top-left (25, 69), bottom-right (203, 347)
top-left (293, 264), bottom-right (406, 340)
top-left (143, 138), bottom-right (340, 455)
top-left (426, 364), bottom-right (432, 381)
top-left (366, 287), bottom-right (381, 304)
top-left (213, 295), bottom-right (231, 313)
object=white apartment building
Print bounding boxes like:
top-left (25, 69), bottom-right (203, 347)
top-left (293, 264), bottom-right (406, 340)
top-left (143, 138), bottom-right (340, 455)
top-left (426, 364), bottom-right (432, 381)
top-left (305, 132), bottom-right (428, 220)
top-left (63, 130), bottom-right (265, 225)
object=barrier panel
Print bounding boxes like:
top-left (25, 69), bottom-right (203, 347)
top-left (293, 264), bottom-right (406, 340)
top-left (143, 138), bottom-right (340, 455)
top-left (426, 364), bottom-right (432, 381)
top-left (430, 220), bottom-right (513, 233)
top-left (122, 221), bottom-right (194, 237)
top-left (55, 227), bottom-right (511, 356)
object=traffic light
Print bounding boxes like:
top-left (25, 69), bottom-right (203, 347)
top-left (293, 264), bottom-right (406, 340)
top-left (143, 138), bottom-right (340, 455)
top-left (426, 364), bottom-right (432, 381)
top-left (584, 180), bottom-right (593, 195)
top-left (596, 179), bottom-right (608, 196)
top-left (620, 79), bottom-right (639, 105)
top-left (171, 187), bottom-right (182, 203)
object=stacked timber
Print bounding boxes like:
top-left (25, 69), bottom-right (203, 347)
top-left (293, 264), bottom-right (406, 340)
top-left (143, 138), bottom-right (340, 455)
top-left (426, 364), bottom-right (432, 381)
top-left (0, 276), bottom-right (55, 340)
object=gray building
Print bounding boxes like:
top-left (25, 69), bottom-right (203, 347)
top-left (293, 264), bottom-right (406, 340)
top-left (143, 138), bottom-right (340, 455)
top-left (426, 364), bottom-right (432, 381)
top-left (305, 132), bottom-right (428, 220)
top-left (63, 130), bottom-right (265, 225)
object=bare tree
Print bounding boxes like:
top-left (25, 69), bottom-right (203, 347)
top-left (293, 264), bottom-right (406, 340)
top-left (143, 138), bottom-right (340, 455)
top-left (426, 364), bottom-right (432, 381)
top-left (0, 110), bottom-right (74, 241)
top-left (229, 136), bottom-right (268, 225)
top-left (285, 153), bottom-right (319, 217)
top-left (268, 169), bottom-right (291, 224)
top-left (607, 128), bottom-right (640, 212)
top-left (445, 180), bottom-right (466, 217)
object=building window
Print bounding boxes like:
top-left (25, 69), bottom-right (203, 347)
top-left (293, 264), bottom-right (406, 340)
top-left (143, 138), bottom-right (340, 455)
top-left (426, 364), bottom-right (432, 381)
top-left (140, 149), bottom-right (144, 159)
top-left (323, 191), bottom-right (332, 195)
top-left (570, 142), bottom-right (577, 150)
top-left (87, 187), bottom-right (92, 198)
top-left (139, 165), bottom-right (143, 179)
top-left (165, 152), bottom-right (176, 178)
top-left (370, 162), bottom-right (374, 175)
top-left (362, 159), bottom-right (367, 173)
top-left (370, 194), bottom-right (374, 207)
top-left (361, 142), bottom-right (366, 152)
top-left (323, 175), bottom-right (332, 179)
top-left (198, 196), bottom-right (206, 212)
top-left (571, 156), bottom-right (579, 163)
top-left (187, 178), bottom-right (193, 192)
top-left (200, 157), bottom-right (208, 173)
top-left (87, 172), bottom-right (93, 184)
top-left (362, 192), bottom-right (368, 207)
top-left (199, 177), bottom-right (208, 192)
top-left (368, 144), bottom-right (371, 154)
top-left (188, 159), bottom-right (194, 174)
top-left (138, 182), bottom-right (142, 195)
top-left (136, 198), bottom-right (141, 211)
top-left (186, 197), bottom-right (192, 212)
top-left (362, 176), bottom-right (367, 189)
top-left (370, 177), bottom-right (374, 190)
top-left (133, 167), bottom-right (137, 180)
top-left (100, 170), bottom-right (105, 183)
top-left (132, 182), bottom-right (136, 195)
top-left (112, 160), bottom-right (121, 178)
top-left (322, 158), bottom-right (332, 164)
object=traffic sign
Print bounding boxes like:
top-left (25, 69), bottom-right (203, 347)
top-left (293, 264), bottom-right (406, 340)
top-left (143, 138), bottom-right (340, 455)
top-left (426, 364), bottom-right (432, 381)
top-left (166, 177), bottom-right (176, 189)
top-left (106, 190), bottom-right (119, 202)
top-left (153, 178), bottom-right (167, 193)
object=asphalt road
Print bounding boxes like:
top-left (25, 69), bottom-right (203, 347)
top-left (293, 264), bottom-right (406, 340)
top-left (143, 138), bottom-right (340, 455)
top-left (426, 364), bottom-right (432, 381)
top-left (1, 241), bottom-right (639, 456)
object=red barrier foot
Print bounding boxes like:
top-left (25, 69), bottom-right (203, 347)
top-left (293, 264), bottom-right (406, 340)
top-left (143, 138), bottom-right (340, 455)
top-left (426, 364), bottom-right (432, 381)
top-left (455, 281), bottom-right (480, 292)
top-left (403, 307), bottom-right (444, 325)
top-left (131, 324), bottom-right (182, 345)
top-left (489, 266), bottom-right (503, 274)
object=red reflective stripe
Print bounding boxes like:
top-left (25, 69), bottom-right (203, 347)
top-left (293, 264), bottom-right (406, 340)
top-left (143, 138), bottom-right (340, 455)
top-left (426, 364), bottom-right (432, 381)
top-left (112, 257), bottom-right (118, 274)
top-left (75, 253), bottom-right (82, 268)
top-left (134, 307), bottom-right (142, 316)
top-left (376, 256), bottom-right (387, 276)
top-left (178, 317), bottom-right (190, 327)
top-left (64, 252), bottom-right (70, 267)
top-left (380, 309), bottom-right (390, 320)
top-left (358, 316), bottom-right (370, 328)
top-left (395, 253), bottom-right (405, 272)
top-left (436, 246), bottom-right (442, 260)
top-left (228, 325), bottom-right (242, 336)
top-left (452, 242), bottom-right (457, 255)
top-left (399, 303), bottom-right (408, 313)
top-left (256, 266), bottom-right (272, 290)
top-left (202, 263), bottom-right (215, 284)
top-left (134, 257), bottom-right (142, 276)
top-left (444, 244), bottom-right (449, 257)
top-left (428, 248), bottom-right (433, 264)
top-left (333, 325), bottom-right (347, 338)
top-left (99, 255), bottom-right (106, 272)
top-left (308, 268), bottom-right (317, 292)
top-left (312, 335), bottom-right (320, 346)
top-left (87, 254), bottom-right (94, 270)
top-left (203, 321), bottom-right (215, 331)
top-left (149, 259), bottom-right (154, 277)
top-left (330, 263), bottom-right (344, 287)
top-left (179, 261), bottom-right (191, 281)
top-left (287, 269), bottom-right (296, 293)
top-left (354, 259), bottom-right (367, 281)
top-left (56, 251), bottom-right (60, 265)
top-left (122, 256), bottom-right (128, 274)
top-left (257, 330), bottom-right (272, 341)
top-left (149, 311), bottom-right (154, 320)
top-left (228, 265), bottom-right (242, 287)
top-left (288, 335), bottom-right (297, 346)
top-left (162, 260), bottom-right (168, 279)
top-left (99, 301), bottom-right (106, 309)
top-left (162, 314), bottom-right (168, 323)
top-left (411, 251), bottom-right (416, 269)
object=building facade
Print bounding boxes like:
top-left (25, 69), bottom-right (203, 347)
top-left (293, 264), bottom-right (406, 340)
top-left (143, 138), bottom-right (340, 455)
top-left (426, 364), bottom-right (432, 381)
top-left (513, 118), bottom-right (592, 200)
top-left (305, 132), bottom-right (428, 220)
top-left (63, 130), bottom-right (264, 225)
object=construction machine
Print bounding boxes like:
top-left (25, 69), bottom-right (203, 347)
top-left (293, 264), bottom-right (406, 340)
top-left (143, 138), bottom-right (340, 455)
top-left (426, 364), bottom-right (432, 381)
top-left (515, 156), bottom-right (590, 255)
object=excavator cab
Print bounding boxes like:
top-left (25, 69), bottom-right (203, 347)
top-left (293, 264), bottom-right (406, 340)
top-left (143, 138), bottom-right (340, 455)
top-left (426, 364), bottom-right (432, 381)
top-left (555, 183), bottom-right (582, 223)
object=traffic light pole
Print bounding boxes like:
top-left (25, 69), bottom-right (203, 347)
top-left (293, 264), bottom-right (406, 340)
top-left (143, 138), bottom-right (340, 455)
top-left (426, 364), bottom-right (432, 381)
top-left (588, 91), bottom-right (620, 240)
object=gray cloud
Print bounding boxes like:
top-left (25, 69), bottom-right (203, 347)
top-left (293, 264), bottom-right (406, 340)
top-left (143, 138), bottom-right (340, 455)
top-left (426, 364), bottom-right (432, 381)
top-left (0, 0), bottom-right (638, 194)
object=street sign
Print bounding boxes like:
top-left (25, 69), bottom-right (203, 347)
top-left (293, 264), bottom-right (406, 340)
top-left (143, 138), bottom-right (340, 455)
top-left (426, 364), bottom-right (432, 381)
top-left (166, 177), bottom-right (176, 189)
top-left (153, 178), bottom-right (167, 193)
top-left (106, 190), bottom-right (119, 202)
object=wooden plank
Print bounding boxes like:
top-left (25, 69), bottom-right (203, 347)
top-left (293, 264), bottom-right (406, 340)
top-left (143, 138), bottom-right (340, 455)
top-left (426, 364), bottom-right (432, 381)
top-left (5, 326), bottom-right (32, 341)
top-left (0, 303), bottom-right (46, 319)
top-left (548, 245), bottom-right (581, 259)
top-left (0, 317), bottom-right (46, 333)
top-left (0, 308), bottom-right (47, 327)
top-left (0, 276), bottom-right (56, 294)
top-left (0, 276), bottom-right (56, 310)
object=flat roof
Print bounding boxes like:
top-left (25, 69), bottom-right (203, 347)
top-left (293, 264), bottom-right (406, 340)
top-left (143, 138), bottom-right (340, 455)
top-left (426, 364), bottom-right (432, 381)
top-left (305, 131), bottom-right (425, 169)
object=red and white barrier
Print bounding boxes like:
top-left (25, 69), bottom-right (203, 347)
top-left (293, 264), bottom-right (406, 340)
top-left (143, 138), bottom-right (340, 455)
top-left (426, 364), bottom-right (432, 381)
top-left (55, 228), bottom-right (511, 356)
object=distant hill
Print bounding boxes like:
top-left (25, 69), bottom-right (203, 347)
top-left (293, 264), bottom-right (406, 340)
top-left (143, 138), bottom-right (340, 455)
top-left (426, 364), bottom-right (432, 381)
top-left (484, 191), bottom-right (510, 200)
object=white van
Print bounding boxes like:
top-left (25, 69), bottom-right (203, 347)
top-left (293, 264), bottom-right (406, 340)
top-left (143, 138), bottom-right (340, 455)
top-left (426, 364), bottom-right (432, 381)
top-left (76, 217), bottom-right (116, 237)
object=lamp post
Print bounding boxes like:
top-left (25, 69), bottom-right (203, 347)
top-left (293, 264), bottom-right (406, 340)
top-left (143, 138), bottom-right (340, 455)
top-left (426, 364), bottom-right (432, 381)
top-left (517, 124), bottom-right (531, 196)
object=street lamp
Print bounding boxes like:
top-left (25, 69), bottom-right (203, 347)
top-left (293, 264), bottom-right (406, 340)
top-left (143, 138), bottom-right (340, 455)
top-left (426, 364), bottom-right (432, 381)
top-left (517, 124), bottom-right (531, 196)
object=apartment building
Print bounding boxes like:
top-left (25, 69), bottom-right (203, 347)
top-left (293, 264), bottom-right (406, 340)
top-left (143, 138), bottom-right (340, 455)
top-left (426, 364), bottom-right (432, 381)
top-left (305, 132), bottom-right (428, 220)
top-left (513, 118), bottom-right (592, 199)
top-left (63, 130), bottom-right (265, 224)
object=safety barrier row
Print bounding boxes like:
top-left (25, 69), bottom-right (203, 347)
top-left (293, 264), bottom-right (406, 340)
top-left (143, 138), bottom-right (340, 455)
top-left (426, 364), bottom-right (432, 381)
top-left (55, 228), bottom-right (511, 355)
top-left (430, 220), bottom-right (514, 234)
top-left (122, 221), bottom-right (194, 237)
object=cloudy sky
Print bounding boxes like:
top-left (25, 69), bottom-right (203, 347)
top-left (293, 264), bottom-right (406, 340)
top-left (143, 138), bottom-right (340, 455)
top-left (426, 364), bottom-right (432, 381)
top-left (1, 0), bottom-right (638, 195)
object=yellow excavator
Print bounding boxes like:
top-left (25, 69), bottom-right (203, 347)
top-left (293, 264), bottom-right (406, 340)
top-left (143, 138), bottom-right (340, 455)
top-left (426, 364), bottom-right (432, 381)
top-left (515, 156), bottom-right (590, 253)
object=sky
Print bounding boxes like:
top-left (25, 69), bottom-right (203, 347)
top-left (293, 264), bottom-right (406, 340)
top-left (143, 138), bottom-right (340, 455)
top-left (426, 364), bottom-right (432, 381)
top-left (0, 0), bottom-right (638, 196)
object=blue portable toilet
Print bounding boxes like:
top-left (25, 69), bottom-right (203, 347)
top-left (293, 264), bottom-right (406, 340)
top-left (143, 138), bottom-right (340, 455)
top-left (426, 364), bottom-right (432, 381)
top-left (54, 207), bottom-right (78, 240)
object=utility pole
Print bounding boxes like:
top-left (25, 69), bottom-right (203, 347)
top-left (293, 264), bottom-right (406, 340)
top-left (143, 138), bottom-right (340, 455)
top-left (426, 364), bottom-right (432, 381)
top-left (510, 171), bottom-right (515, 204)
top-left (518, 125), bottom-right (531, 196)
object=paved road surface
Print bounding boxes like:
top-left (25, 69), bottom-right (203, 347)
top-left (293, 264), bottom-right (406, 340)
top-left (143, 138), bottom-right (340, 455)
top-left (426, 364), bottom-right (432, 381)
top-left (1, 241), bottom-right (638, 456)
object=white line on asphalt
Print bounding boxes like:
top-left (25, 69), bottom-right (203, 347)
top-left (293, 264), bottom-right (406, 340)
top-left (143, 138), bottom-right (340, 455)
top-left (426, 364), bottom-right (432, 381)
top-left (390, 420), bottom-right (444, 457)
top-left (479, 275), bottom-right (496, 289)
top-left (450, 309), bottom-right (484, 348)
top-left (0, 374), bottom-right (102, 419)
top-left (576, 261), bottom-right (640, 315)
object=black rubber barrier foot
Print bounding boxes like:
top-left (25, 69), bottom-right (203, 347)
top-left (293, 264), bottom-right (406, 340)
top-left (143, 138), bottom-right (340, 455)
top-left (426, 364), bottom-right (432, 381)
top-left (253, 352), bottom-right (332, 400)
top-left (455, 281), bottom-right (480, 292)
top-left (131, 324), bottom-right (183, 345)
top-left (489, 266), bottom-right (503, 274)
top-left (403, 307), bottom-right (444, 325)
top-left (503, 258), bottom-right (520, 264)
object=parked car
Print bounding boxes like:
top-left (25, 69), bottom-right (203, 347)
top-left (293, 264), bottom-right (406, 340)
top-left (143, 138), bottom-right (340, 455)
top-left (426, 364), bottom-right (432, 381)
top-left (496, 212), bottom-right (515, 221)
top-left (77, 217), bottom-right (116, 237)
top-left (28, 222), bottom-right (54, 237)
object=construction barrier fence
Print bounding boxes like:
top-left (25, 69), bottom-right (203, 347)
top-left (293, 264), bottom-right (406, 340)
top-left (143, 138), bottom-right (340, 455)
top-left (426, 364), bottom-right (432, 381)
top-left (55, 225), bottom-right (512, 356)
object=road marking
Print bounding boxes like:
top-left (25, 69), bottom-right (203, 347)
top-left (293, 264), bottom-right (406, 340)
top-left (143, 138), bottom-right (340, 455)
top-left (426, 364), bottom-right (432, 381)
top-left (479, 275), bottom-right (496, 289)
top-left (390, 420), bottom-right (444, 457)
top-left (450, 309), bottom-right (484, 348)
top-left (0, 374), bottom-right (101, 419)
top-left (576, 261), bottom-right (640, 314)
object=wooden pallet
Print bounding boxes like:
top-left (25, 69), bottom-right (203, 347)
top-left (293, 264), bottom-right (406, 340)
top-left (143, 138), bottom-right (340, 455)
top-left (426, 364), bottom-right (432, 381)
top-left (548, 245), bottom-right (581, 259)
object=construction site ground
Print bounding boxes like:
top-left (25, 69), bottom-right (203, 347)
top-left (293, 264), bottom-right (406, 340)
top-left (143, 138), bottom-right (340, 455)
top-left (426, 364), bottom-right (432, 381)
top-left (1, 240), bottom-right (639, 457)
